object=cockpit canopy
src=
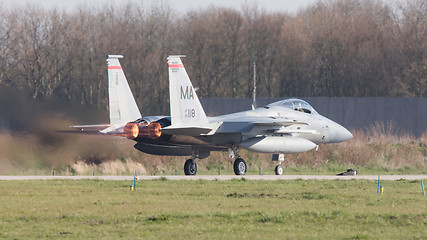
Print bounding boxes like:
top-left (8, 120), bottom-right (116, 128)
top-left (266, 99), bottom-right (318, 114)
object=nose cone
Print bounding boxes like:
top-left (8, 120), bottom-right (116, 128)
top-left (329, 123), bottom-right (353, 143)
top-left (335, 126), bottom-right (353, 142)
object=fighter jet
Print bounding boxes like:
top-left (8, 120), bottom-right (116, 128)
top-left (71, 55), bottom-right (353, 175)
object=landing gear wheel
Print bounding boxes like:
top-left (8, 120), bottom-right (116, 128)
top-left (275, 165), bottom-right (283, 175)
top-left (233, 158), bottom-right (247, 175)
top-left (184, 159), bottom-right (197, 175)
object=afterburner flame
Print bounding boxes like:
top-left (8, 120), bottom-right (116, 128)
top-left (151, 122), bottom-right (162, 138)
top-left (124, 123), bottom-right (139, 139)
top-left (141, 122), bottom-right (162, 138)
top-left (124, 122), bottom-right (162, 140)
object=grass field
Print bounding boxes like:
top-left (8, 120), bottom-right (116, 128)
top-left (0, 179), bottom-right (426, 239)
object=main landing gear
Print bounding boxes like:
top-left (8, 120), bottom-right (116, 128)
top-left (184, 151), bottom-right (202, 176)
top-left (233, 158), bottom-right (247, 175)
top-left (184, 158), bottom-right (197, 175)
top-left (184, 148), bottom-right (288, 176)
top-left (229, 146), bottom-right (247, 175)
top-left (184, 146), bottom-right (247, 176)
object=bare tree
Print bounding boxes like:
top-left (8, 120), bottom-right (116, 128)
top-left (0, 0), bottom-right (424, 115)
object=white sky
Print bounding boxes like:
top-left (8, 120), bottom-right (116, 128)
top-left (2, 0), bottom-right (317, 14)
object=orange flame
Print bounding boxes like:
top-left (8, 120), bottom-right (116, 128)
top-left (124, 122), bottom-right (162, 140)
top-left (140, 122), bottom-right (162, 138)
top-left (124, 123), bottom-right (139, 139)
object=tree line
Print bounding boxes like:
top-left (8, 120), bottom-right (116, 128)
top-left (0, 0), bottom-right (425, 115)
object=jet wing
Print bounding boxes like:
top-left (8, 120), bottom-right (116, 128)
top-left (215, 122), bottom-right (255, 133)
top-left (215, 119), bottom-right (309, 134)
top-left (160, 118), bottom-right (310, 136)
top-left (255, 121), bottom-right (308, 126)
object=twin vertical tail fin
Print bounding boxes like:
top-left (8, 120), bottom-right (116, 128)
top-left (167, 55), bottom-right (208, 127)
top-left (104, 55), bottom-right (209, 136)
top-left (107, 55), bottom-right (142, 126)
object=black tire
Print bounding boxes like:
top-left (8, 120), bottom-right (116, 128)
top-left (275, 165), bottom-right (283, 175)
top-left (184, 159), bottom-right (197, 175)
top-left (233, 158), bottom-right (247, 175)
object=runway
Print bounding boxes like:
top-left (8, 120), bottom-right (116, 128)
top-left (0, 175), bottom-right (426, 181)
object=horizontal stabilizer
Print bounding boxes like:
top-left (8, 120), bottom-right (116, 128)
top-left (57, 130), bottom-right (103, 135)
top-left (59, 124), bottom-right (110, 135)
top-left (67, 124), bottom-right (128, 137)
top-left (70, 124), bottom-right (110, 132)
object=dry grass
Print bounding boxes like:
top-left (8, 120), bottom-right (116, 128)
top-left (0, 117), bottom-right (426, 175)
top-left (68, 159), bottom-right (147, 175)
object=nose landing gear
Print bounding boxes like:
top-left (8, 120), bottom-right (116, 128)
top-left (274, 165), bottom-right (283, 175)
top-left (272, 153), bottom-right (285, 175)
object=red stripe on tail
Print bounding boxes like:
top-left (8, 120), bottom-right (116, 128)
top-left (169, 64), bottom-right (184, 68)
top-left (108, 66), bottom-right (122, 69)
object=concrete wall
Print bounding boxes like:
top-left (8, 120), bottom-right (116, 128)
top-left (200, 97), bottom-right (427, 137)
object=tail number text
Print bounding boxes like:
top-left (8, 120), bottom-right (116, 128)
top-left (185, 109), bottom-right (196, 118)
